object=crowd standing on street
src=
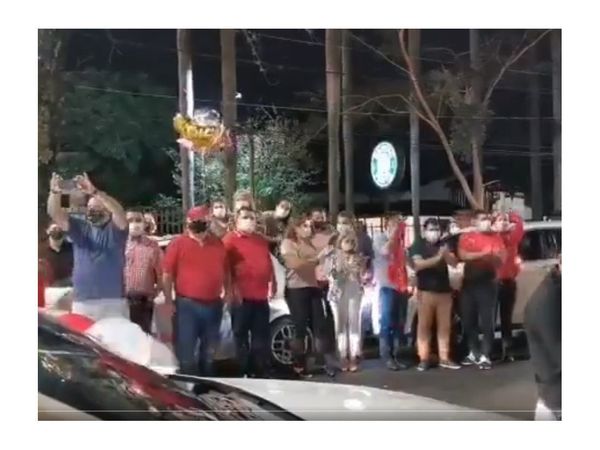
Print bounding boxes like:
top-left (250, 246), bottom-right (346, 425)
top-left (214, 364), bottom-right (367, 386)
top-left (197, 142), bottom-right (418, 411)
top-left (42, 172), bottom-right (544, 381)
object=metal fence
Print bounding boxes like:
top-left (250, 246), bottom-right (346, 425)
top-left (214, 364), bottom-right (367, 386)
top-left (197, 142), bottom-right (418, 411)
top-left (140, 206), bottom-right (184, 236)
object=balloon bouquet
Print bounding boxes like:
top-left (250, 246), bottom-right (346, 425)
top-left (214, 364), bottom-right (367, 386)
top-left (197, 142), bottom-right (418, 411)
top-left (173, 108), bottom-right (233, 153)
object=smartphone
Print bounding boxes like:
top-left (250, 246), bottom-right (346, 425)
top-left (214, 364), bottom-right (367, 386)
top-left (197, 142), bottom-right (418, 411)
top-left (58, 179), bottom-right (77, 194)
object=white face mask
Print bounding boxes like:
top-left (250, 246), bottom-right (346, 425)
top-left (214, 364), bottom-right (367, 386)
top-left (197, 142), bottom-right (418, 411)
top-left (337, 224), bottom-right (352, 234)
top-left (212, 206), bottom-right (227, 220)
top-left (129, 222), bottom-right (144, 236)
top-left (275, 207), bottom-right (290, 219)
top-left (237, 218), bottom-right (256, 233)
top-left (492, 219), bottom-right (509, 233)
top-left (424, 230), bottom-right (440, 243)
top-left (476, 219), bottom-right (492, 232)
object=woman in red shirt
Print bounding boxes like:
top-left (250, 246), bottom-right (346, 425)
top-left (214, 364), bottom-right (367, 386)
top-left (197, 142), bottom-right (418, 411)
top-left (493, 211), bottom-right (525, 361)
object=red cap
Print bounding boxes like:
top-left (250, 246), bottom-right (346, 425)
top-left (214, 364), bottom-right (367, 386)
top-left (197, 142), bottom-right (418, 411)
top-left (187, 206), bottom-right (210, 221)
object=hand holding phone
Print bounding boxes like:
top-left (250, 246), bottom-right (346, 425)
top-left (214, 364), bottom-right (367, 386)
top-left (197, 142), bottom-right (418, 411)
top-left (58, 178), bottom-right (77, 194)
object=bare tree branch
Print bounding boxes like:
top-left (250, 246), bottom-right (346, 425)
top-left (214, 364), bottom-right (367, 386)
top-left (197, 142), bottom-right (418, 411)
top-left (483, 29), bottom-right (551, 106)
top-left (398, 29), bottom-right (479, 208)
top-left (349, 31), bottom-right (411, 77)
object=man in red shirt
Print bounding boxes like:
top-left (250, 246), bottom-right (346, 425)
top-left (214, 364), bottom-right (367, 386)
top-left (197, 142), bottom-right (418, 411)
top-left (458, 210), bottom-right (506, 370)
top-left (493, 211), bottom-right (525, 361)
top-left (162, 206), bottom-right (229, 376)
top-left (223, 207), bottom-right (276, 378)
top-left (124, 210), bottom-right (163, 333)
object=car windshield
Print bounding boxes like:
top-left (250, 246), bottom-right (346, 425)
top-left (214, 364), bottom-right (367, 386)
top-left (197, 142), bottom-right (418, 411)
top-left (38, 314), bottom-right (298, 420)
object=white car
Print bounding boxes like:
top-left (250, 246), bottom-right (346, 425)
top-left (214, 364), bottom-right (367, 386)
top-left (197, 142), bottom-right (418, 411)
top-left (39, 314), bottom-right (510, 421)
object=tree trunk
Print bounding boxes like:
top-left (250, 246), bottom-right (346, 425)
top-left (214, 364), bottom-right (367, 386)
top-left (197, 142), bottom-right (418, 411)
top-left (221, 29), bottom-right (238, 209)
top-left (408, 29), bottom-right (421, 238)
top-left (529, 47), bottom-right (543, 220)
top-left (469, 29), bottom-right (485, 209)
top-left (551, 30), bottom-right (561, 213)
top-left (249, 132), bottom-right (256, 198)
top-left (342, 30), bottom-right (354, 215)
top-left (177, 29), bottom-right (195, 211)
top-left (326, 29), bottom-right (342, 221)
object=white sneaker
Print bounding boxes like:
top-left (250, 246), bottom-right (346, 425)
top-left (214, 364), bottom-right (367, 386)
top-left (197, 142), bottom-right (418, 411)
top-left (461, 352), bottom-right (478, 366)
top-left (478, 355), bottom-right (492, 370)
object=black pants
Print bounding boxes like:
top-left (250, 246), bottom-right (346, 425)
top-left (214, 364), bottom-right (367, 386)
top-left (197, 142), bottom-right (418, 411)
top-left (498, 279), bottom-right (517, 347)
top-left (524, 272), bottom-right (561, 415)
top-left (126, 293), bottom-right (154, 334)
top-left (285, 287), bottom-right (327, 369)
top-left (232, 300), bottom-right (270, 377)
top-left (461, 279), bottom-right (498, 358)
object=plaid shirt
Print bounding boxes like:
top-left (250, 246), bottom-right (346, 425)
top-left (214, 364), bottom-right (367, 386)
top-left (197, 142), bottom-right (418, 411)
top-left (124, 235), bottom-right (163, 296)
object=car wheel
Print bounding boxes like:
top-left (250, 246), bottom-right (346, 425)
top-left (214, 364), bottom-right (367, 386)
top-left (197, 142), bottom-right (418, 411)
top-left (269, 316), bottom-right (313, 370)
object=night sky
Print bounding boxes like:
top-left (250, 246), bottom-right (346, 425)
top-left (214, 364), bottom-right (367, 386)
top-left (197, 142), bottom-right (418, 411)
top-left (63, 29), bottom-right (557, 212)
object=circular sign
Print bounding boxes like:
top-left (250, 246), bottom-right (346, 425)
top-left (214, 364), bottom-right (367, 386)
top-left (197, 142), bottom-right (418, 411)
top-left (370, 141), bottom-right (398, 189)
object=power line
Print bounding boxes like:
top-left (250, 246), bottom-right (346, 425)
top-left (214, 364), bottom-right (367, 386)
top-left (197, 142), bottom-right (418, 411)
top-left (72, 84), bottom-right (557, 121)
top-left (75, 30), bottom-right (553, 95)
top-left (252, 30), bottom-right (553, 78)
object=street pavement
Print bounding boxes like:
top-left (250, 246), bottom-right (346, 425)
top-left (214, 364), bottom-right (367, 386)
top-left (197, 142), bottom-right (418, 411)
top-left (311, 359), bottom-right (537, 420)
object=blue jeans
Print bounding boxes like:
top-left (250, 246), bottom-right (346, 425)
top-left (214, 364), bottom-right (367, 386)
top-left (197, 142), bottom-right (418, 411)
top-left (379, 287), bottom-right (408, 359)
top-left (174, 297), bottom-right (223, 376)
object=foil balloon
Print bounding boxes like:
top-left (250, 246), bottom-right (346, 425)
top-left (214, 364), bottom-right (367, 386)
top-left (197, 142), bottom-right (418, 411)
top-left (173, 108), bottom-right (232, 153)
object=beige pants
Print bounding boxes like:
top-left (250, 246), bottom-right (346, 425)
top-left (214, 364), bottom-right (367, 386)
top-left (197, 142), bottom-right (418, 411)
top-left (417, 291), bottom-right (452, 362)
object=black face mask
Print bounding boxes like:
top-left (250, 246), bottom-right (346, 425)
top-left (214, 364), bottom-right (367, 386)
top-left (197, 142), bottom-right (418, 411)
top-left (87, 210), bottom-right (109, 226)
top-left (49, 230), bottom-right (65, 241)
top-left (189, 220), bottom-right (208, 234)
top-left (313, 221), bottom-right (327, 231)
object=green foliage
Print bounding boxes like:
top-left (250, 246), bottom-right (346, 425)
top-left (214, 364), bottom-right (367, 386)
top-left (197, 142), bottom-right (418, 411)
top-left (56, 69), bottom-right (177, 204)
top-left (426, 68), bottom-right (492, 159)
top-left (163, 116), bottom-right (320, 211)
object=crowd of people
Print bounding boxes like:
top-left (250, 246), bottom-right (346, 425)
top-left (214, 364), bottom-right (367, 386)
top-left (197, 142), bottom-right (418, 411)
top-left (40, 172), bottom-right (543, 382)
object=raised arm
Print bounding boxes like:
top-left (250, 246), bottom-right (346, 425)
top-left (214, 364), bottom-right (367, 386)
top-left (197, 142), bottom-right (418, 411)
top-left (47, 173), bottom-right (69, 230)
top-left (75, 173), bottom-right (127, 230)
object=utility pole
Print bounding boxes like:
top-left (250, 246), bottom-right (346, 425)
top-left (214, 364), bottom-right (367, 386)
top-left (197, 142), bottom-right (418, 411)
top-left (177, 29), bottom-right (195, 211)
top-left (408, 29), bottom-right (421, 238)
top-left (342, 30), bottom-right (355, 215)
top-left (551, 30), bottom-right (561, 213)
top-left (529, 47), bottom-right (543, 219)
top-left (326, 29), bottom-right (342, 221)
top-left (469, 29), bottom-right (485, 208)
top-left (221, 29), bottom-right (238, 209)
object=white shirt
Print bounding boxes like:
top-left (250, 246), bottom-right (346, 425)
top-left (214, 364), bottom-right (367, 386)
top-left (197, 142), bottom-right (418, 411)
top-left (372, 232), bottom-right (394, 289)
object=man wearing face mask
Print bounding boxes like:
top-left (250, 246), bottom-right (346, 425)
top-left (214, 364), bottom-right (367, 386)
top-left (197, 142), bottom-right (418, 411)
top-left (40, 222), bottom-right (73, 287)
top-left (162, 206), bottom-right (230, 376)
top-left (124, 211), bottom-right (163, 333)
top-left (458, 210), bottom-right (506, 370)
top-left (47, 173), bottom-right (129, 320)
top-left (210, 199), bottom-right (229, 239)
top-left (223, 207), bottom-right (276, 378)
top-left (409, 219), bottom-right (461, 371)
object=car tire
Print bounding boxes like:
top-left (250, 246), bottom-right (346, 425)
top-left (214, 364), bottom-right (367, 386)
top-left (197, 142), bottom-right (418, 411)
top-left (269, 316), bottom-right (313, 371)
